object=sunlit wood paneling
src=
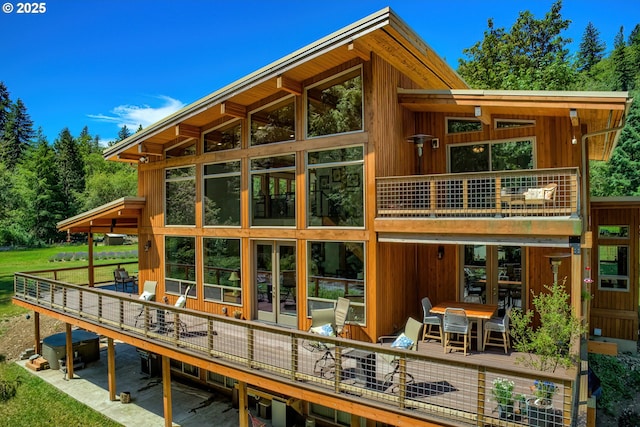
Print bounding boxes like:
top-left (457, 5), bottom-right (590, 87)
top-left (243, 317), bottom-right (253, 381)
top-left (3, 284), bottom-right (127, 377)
top-left (590, 205), bottom-right (639, 341)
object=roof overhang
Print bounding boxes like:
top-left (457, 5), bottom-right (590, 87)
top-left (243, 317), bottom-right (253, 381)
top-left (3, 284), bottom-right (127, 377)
top-left (57, 197), bottom-right (146, 234)
top-left (398, 89), bottom-right (633, 161)
top-left (103, 7), bottom-right (468, 164)
top-left (591, 196), bottom-right (640, 209)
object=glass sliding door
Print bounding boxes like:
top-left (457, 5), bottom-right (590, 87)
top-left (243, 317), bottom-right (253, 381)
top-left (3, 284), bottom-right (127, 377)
top-left (255, 241), bottom-right (297, 327)
top-left (462, 245), bottom-right (523, 315)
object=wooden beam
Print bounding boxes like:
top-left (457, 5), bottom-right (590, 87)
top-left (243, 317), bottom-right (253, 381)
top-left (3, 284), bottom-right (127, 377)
top-left (34, 312), bottom-right (41, 355)
top-left (107, 338), bottom-right (116, 401)
top-left (220, 101), bottom-right (247, 119)
top-left (65, 323), bottom-right (74, 379)
top-left (175, 123), bottom-right (200, 139)
top-left (474, 106), bottom-right (491, 125)
top-left (276, 75), bottom-right (303, 96)
top-left (138, 142), bottom-right (163, 156)
top-left (162, 355), bottom-right (172, 427)
top-left (570, 109), bottom-right (580, 127)
top-left (238, 381), bottom-right (248, 427)
top-left (348, 41), bottom-right (371, 61)
top-left (587, 340), bottom-right (617, 355)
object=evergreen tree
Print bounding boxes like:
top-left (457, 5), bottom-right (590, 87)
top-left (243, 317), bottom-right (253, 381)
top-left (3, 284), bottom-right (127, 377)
top-left (612, 26), bottom-right (634, 91)
top-left (0, 82), bottom-right (10, 143)
top-left (136, 124), bottom-right (143, 133)
top-left (53, 127), bottom-right (85, 217)
top-left (458, 0), bottom-right (577, 90)
top-left (1, 99), bottom-right (34, 169)
top-left (576, 22), bottom-right (606, 73)
top-left (13, 130), bottom-right (66, 243)
top-left (605, 95), bottom-right (640, 195)
top-left (117, 125), bottom-right (132, 142)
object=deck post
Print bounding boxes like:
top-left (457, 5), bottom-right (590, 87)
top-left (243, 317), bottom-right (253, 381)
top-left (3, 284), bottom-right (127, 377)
top-left (88, 232), bottom-right (94, 287)
top-left (162, 355), bottom-right (172, 427)
top-left (107, 338), bottom-right (116, 401)
top-left (238, 381), bottom-right (249, 426)
top-left (65, 323), bottom-right (74, 379)
top-left (33, 312), bottom-right (41, 355)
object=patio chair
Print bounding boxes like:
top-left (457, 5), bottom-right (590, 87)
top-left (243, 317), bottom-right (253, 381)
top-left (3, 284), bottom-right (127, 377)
top-left (334, 297), bottom-right (351, 338)
top-left (134, 280), bottom-right (157, 327)
top-left (463, 295), bottom-right (482, 340)
top-left (443, 308), bottom-right (471, 356)
top-left (114, 268), bottom-right (137, 293)
top-left (378, 317), bottom-right (422, 391)
top-left (421, 297), bottom-right (442, 344)
top-left (165, 286), bottom-right (191, 335)
top-left (483, 308), bottom-right (511, 354)
top-left (302, 307), bottom-right (337, 378)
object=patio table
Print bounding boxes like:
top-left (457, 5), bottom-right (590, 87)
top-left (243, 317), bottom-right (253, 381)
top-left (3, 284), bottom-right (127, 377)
top-left (430, 301), bottom-right (497, 351)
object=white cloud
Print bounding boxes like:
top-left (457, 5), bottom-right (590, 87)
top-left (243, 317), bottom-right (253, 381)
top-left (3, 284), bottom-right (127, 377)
top-left (88, 95), bottom-right (185, 130)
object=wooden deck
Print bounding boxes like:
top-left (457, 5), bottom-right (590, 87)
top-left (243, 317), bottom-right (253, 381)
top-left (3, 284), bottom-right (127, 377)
top-left (13, 273), bottom-right (576, 427)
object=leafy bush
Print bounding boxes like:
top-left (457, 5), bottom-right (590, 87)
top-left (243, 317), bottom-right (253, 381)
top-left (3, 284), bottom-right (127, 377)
top-left (589, 353), bottom-right (640, 415)
top-left (510, 278), bottom-right (586, 372)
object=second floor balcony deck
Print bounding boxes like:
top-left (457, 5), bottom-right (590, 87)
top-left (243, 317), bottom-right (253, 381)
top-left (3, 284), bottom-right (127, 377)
top-left (377, 168), bottom-right (579, 218)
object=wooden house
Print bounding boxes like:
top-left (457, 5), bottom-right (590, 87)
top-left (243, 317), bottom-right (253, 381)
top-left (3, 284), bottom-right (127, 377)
top-left (14, 8), bottom-right (636, 427)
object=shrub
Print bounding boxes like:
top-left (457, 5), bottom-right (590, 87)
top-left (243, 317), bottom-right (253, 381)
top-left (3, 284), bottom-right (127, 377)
top-left (510, 278), bottom-right (586, 372)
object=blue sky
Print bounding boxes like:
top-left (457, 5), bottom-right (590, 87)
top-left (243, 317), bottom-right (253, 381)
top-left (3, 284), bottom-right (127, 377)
top-left (1, 0), bottom-right (638, 144)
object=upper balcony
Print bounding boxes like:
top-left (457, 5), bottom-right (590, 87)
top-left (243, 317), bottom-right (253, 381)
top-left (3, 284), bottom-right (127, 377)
top-left (375, 167), bottom-right (582, 237)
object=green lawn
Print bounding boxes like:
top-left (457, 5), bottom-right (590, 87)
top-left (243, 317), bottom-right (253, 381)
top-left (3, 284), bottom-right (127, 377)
top-left (0, 362), bottom-right (122, 426)
top-left (0, 244), bottom-right (138, 318)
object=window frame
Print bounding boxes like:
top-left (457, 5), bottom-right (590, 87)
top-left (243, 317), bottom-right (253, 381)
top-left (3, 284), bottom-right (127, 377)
top-left (306, 145), bottom-right (365, 228)
top-left (445, 117), bottom-right (483, 135)
top-left (164, 235), bottom-right (197, 297)
top-left (202, 237), bottom-right (242, 305)
top-left (494, 118), bottom-right (536, 130)
top-left (249, 154), bottom-right (297, 228)
top-left (203, 160), bottom-right (241, 228)
top-left (164, 165), bottom-right (196, 227)
top-left (304, 65), bottom-right (364, 139)
top-left (203, 119), bottom-right (242, 153)
top-left (249, 95), bottom-right (296, 146)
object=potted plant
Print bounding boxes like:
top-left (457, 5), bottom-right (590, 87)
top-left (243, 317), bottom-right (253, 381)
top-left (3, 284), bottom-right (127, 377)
top-left (491, 377), bottom-right (515, 420)
top-left (527, 380), bottom-right (558, 426)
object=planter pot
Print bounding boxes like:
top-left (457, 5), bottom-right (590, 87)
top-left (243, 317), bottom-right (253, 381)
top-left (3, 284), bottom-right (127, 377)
top-left (498, 403), bottom-right (515, 420)
top-left (527, 398), bottom-right (555, 427)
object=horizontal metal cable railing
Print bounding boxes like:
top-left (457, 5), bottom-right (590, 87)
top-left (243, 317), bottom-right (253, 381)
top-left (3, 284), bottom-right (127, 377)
top-left (377, 168), bottom-right (580, 219)
top-left (14, 273), bottom-right (575, 426)
top-left (23, 261), bottom-right (138, 287)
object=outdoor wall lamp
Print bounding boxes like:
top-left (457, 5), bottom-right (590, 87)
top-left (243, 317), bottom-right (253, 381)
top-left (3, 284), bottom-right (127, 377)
top-left (437, 245), bottom-right (444, 260)
top-left (144, 240), bottom-right (152, 252)
top-left (139, 156), bottom-right (149, 164)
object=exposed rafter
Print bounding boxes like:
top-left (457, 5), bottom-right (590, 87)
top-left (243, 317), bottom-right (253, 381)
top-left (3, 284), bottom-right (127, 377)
top-left (569, 109), bottom-right (580, 127)
top-left (175, 123), bottom-right (200, 139)
top-left (474, 106), bottom-right (491, 125)
top-left (347, 41), bottom-right (370, 61)
top-left (138, 142), bottom-right (163, 157)
top-left (276, 75), bottom-right (302, 96)
top-left (220, 101), bottom-right (247, 119)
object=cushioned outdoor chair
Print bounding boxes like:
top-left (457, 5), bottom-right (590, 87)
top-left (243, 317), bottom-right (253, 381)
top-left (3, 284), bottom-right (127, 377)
top-left (134, 280), bottom-right (157, 327)
top-left (302, 307), bottom-right (337, 378)
top-left (334, 297), bottom-right (351, 338)
top-left (421, 297), bottom-right (442, 344)
top-left (163, 286), bottom-right (191, 335)
top-left (483, 308), bottom-right (511, 354)
top-left (378, 317), bottom-right (422, 392)
top-left (443, 308), bottom-right (471, 356)
top-left (114, 268), bottom-right (137, 293)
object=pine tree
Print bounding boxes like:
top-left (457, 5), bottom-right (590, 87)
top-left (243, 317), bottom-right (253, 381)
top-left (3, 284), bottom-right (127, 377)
top-left (13, 130), bottom-right (66, 243)
top-left (606, 96), bottom-right (640, 195)
top-left (0, 82), bottom-right (10, 143)
top-left (53, 127), bottom-right (86, 217)
top-left (577, 22), bottom-right (606, 73)
top-left (1, 99), bottom-right (34, 169)
top-left (612, 26), bottom-right (634, 91)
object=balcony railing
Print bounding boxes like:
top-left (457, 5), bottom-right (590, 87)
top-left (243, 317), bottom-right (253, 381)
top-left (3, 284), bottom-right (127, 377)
top-left (14, 273), bottom-right (577, 426)
top-left (377, 168), bottom-right (580, 219)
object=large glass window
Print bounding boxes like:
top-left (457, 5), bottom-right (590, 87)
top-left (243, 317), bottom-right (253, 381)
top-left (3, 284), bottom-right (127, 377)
top-left (446, 117), bottom-right (482, 134)
top-left (204, 121), bottom-right (241, 152)
top-left (204, 161), bottom-right (240, 226)
top-left (203, 238), bottom-right (242, 304)
top-left (165, 236), bottom-right (196, 296)
top-left (598, 245), bottom-right (630, 291)
top-left (250, 155), bottom-right (296, 226)
top-left (306, 67), bottom-right (363, 138)
top-left (308, 241), bottom-right (365, 323)
top-left (166, 139), bottom-right (196, 159)
top-left (165, 166), bottom-right (196, 226)
top-left (449, 139), bottom-right (534, 173)
top-left (308, 146), bottom-right (364, 227)
top-left (250, 97), bottom-right (295, 146)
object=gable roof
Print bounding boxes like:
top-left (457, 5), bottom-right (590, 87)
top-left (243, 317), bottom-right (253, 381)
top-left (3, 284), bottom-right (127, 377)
top-left (57, 197), bottom-right (146, 234)
top-left (104, 7), bottom-right (467, 163)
